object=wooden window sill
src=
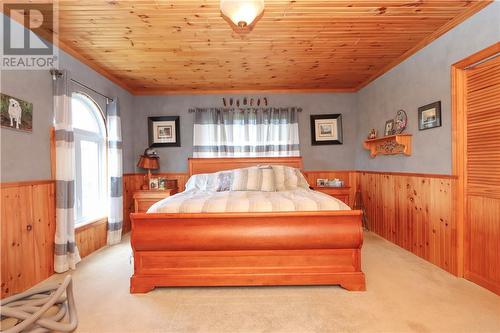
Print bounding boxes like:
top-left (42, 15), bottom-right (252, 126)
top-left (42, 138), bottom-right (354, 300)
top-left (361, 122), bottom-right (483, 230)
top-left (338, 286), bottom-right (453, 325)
top-left (75, 217), bottom-right (107, 232)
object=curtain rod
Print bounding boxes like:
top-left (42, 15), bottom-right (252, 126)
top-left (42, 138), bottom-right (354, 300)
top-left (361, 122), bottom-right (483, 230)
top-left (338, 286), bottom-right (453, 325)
top-left (188, 107), bottom-right (303, 113)
top-left (70, 79), bottom-right (114, 103)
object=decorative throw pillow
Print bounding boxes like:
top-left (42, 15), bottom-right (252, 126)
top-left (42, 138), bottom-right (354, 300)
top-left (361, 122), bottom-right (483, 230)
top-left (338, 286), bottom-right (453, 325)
top-left (216, 171), bottom-right (233, 192)
top-left (185, 171), bottom-right (231, 192)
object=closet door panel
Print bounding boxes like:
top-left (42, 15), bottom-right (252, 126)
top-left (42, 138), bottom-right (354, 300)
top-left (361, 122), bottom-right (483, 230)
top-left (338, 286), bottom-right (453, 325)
top-left (465, 56), bottom-right (500, 294)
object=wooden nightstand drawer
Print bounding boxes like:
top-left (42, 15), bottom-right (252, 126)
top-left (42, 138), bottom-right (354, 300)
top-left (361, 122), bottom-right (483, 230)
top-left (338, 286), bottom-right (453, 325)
top-left (312, 187), bottom-right (351, 206)
top-left (133, 189), bottom-right (173, 213)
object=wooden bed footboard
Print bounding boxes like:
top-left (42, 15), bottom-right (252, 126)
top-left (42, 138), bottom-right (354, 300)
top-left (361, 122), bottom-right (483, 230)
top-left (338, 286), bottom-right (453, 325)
top-left (130, 211), bottom-right (365, 293)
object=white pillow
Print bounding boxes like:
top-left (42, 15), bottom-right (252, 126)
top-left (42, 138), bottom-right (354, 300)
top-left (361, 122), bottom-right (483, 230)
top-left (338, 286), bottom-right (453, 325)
top-left (230, 166), bottom-right (275, 192)
top-left (271, 165), bottom-right (310, 191)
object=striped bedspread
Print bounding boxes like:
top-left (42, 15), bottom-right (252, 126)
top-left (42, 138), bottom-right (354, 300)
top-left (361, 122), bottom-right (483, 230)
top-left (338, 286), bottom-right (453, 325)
top-left (147, 188), bottom-right (350, 213)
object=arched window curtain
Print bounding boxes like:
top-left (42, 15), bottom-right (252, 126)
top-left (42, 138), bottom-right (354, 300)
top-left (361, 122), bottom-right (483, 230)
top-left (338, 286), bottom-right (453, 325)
top-left (53, 70), bottom-right (81, 273)
top-left (70, 87), bottom-right (123, 245)
top-left (193, 108), bottom-right (300, 157)
top-left (54, 73), bottom-right (123, 273)
top-left (106, 99), bottom-right (123, 245)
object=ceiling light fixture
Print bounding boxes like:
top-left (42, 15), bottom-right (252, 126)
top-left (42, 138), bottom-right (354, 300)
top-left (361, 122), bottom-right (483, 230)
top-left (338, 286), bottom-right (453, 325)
top-left (220, 0), bottom-right (264, 29)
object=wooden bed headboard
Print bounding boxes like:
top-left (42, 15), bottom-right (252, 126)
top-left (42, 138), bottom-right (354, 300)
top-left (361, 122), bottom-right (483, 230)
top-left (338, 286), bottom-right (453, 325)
top-left (188, 157), bottom-right (303, 176)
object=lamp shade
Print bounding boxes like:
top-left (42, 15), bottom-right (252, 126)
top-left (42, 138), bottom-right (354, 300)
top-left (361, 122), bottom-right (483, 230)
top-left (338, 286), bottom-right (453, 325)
top-left (137, 155), bottom-right (159, 170)
top-left (220, 0), bottom-right (264, 28)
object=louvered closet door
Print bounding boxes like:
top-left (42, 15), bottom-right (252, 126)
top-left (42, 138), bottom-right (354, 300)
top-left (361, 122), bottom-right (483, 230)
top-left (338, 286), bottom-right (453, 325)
top-left (465, 55), bottom-right (500, 294)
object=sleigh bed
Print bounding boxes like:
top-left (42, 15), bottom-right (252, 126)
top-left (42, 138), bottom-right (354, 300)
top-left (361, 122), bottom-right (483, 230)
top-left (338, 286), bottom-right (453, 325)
top-left (130, 157), bottom-right (365, 293)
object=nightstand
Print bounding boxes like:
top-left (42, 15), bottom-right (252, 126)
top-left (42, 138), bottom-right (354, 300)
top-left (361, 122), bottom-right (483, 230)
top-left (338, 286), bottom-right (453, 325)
top-left (312, 186), bottom-right (351, 205)
top-left (133, 189), bottom-right (173, 213)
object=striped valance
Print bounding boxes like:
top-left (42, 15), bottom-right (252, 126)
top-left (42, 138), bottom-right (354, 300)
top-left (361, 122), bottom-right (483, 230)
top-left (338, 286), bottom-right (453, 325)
top-left (193, 108), bottom-right (300, 158)
top-left (189, 107), bottom-right (303, 113)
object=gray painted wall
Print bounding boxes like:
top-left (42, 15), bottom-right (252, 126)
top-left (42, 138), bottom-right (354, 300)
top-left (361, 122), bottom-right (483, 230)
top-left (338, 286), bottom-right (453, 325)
top-left (355, 3), bottom-right (500, 175)
top-left (0, 14), bottom-right (135, 182)
top-left (132, 93), bottom-right (358, 172)
top-left (1, 69), bottom-right (54, 181)
top-left (2, 3), bottom-right (499, 180)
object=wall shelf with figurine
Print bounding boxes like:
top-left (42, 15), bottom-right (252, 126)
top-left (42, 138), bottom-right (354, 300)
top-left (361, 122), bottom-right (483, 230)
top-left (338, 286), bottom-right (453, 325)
top-left (363, 134), bottom-right (412, 158)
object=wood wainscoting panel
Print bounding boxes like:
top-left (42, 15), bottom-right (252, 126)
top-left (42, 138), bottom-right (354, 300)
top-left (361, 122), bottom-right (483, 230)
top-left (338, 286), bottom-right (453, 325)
top-left (1, 181), bottom-right (55, 298)
top-left (75, 219), bottom-right (108, 259)
top-left (358, 172), bottom-right (456, 275)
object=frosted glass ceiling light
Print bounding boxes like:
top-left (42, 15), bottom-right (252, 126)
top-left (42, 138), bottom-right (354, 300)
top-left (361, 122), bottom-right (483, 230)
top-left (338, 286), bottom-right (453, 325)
top-left (220, 0), bottom-right (264, 29)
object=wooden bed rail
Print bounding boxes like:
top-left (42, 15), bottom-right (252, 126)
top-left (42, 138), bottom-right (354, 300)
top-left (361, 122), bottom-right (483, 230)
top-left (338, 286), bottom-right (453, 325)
top-left (130, 210), bottom-right (365, 293)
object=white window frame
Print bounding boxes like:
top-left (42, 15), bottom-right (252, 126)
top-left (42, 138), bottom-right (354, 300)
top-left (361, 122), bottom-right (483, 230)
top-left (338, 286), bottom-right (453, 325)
top-left (72, 92), bottom-right (107, 226)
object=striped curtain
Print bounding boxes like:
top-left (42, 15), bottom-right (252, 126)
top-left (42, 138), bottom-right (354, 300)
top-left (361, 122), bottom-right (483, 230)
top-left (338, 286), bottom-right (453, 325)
top-left (106, 99), bottom-right (123, 245)
top-left (53, 70), bottom-right (81, 273)
top-left (193, 108), bottom-right (300, 157)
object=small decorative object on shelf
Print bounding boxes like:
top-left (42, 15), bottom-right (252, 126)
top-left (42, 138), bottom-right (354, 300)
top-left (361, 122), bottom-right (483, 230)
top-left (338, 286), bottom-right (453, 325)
top-left (316, 178), bottom-right (327, 186)
top-left (368, 128), bottom-right (377, 139)
top-left (384, 119), bottom-right (395, 136)
top-left (363, 134), bottom-right (412, 158)
top-left (394, 110), bottom-right (408, 134)
top-left (326, 178), bottom-right (344, 187)
top-left (316, 178), bottom-right (344, 187)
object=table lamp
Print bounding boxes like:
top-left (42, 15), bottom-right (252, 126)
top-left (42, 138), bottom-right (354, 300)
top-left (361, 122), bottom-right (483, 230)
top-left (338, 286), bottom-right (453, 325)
top-left (137, 148), bottom-right (160, 190)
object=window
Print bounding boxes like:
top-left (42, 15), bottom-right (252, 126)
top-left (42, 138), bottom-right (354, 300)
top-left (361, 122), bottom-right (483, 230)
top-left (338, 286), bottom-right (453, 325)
top-left (72, 93), bottom-right (107, 225)
top-left (192, 108), bottom-right (300, 157)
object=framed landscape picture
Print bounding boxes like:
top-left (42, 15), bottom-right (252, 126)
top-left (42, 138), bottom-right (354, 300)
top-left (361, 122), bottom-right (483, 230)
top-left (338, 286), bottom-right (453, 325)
top-left (148, 116), bottom-right (180, 147)
top-left (1, 93), bottom-right (33, 132)
top-left (418, 101), bottom-right (442, 130)
top-left (310, 114), bottom-right (343, 145)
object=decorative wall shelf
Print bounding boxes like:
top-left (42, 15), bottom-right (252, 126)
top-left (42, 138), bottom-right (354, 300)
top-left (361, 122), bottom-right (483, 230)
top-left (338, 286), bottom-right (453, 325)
top-left (363, 134), bottom-right (412, 158)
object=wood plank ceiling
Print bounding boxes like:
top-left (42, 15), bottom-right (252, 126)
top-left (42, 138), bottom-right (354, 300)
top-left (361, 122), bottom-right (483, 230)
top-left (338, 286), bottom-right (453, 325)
top-left (42, 1), bottom-right (495, 94)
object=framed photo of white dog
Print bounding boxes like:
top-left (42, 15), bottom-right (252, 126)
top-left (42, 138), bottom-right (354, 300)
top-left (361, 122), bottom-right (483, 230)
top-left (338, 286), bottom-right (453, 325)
top-left (1, 93), bottom-right (33, 132)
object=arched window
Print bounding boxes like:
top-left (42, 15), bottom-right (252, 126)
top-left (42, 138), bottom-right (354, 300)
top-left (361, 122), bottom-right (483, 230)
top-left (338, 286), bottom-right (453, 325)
top-left (72, 92), bottom-right (107, 225)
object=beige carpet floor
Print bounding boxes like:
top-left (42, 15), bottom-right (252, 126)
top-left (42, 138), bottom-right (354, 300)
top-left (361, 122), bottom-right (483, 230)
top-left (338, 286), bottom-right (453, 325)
top-left (40, 232), bottom-right (500, 333)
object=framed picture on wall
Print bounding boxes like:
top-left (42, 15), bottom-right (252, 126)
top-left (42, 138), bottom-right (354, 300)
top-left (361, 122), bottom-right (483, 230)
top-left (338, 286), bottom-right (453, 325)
top-left (418, 101), bottom-right (442, 130)
top-left (384, 119), bottom-right (395, 136)
top-left (0, 93), bottom-right (33, 132)
top-left (310, 114), bottom-right (343, 145)
top-left (148, 116), bottom-right (181, 147)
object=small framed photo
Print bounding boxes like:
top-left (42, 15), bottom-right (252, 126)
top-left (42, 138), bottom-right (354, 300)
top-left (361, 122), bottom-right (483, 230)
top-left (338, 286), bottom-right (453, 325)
top-left (310, 114), bottom-right (343, 145)
top-left (418, 101), bottom-right (442, 130)
top-left (149, 177), bottom-right (159, 190)
top-left (158, 177), bottom-right (167, 190)
top-left (148, 116), bottom-right (180, 147)
top-left (316, 178), bottom-right (327, 186)
top-left (384, 119), bottom-right (395, 136)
